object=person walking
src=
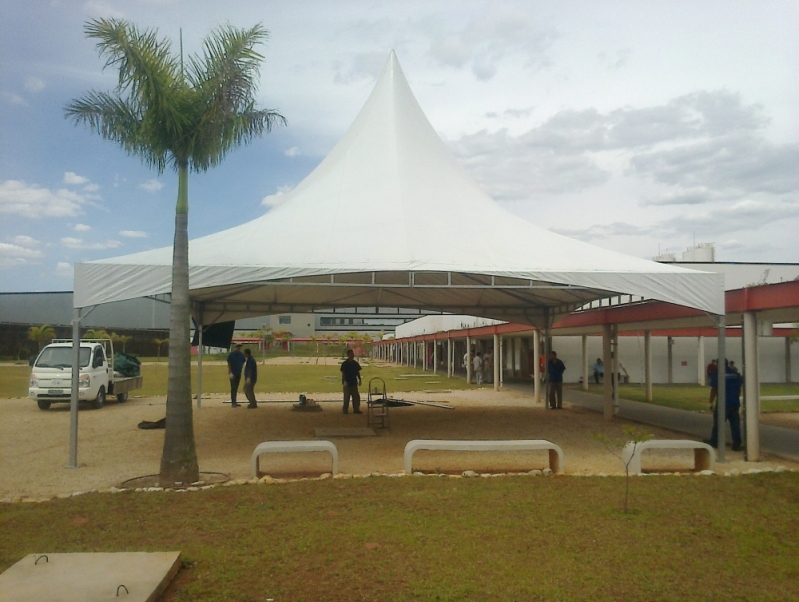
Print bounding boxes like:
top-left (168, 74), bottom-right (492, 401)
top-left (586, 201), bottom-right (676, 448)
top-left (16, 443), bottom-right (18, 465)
top-left (340, 348), bottom-right (362, 414)
top-left (483, 349), bottom-right (493, 384)
top-left (707, 359), bottom-right (718, 410)
top-left (472, 352), bottom-right (483, 385)
top-left (592, 358), bottom-right (604, 384)
top-left (243, 348), bottom-right (258, 409)
top-left (227, 343), bottom-right (246, 407)
top-left (547, 351), bottom-right (566, 409)
top-left (705, 361), bottom-right (743, 451)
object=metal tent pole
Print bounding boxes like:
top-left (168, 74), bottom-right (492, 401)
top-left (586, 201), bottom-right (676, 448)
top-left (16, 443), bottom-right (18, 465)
top-left (68, 308), bottom-right (82, 468)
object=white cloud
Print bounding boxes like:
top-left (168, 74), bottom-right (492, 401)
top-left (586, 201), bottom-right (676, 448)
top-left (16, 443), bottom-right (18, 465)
top-left (261, 185), bottom-right (295, 208)
top-left (83, 1), bottom-right (126, 18)
top-left (60, 237), bottom-right (121, 250)
top-left (1, 91), bottom-right (27, 106)
top-left (55, 262), bottom-right (74, 278)
top-left (24, 77), bottom-right (45, 93)
top-left (63, 172), bottom-right (89, 185)
top-left (139, 179), bottom-right (163, 192)
top-left (284, 147), bottom-right (302, 157)
top-left (11, 235), bottom-right (39, 247)
top-left (0, 180), bottom-right (89, 218)
top-left (0, 242), bottom-right (44, 269)
top-left (119, 230), bottom-right (148, 238)
top-left (74, 223), bottom-right (92, 232)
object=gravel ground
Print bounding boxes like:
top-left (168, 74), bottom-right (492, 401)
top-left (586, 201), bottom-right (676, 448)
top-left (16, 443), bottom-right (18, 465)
top-left (2, 388), bottom-right (796, 500)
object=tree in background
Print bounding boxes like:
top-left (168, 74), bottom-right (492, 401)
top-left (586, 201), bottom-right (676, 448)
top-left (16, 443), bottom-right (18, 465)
top-left (272, 330), bottom-right (293, 352)
top-left (111, 332), bottom-right (133, 353)
top-left (84, 328), bottom-right (112, 340)
top-left (66, 19), bottom-right (285, 487)
top-left (153, 338), bottom-right (169, 361)
top-left (28, 325), bottom-right (56, 352)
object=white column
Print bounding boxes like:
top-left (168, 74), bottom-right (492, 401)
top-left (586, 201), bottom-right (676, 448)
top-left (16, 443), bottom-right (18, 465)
top-left (466, 336), bottom-right (472, 384)
top-left (717, 320), bottom-right (727, 463)
top-left (197, 323), bottom-right (203, 410)
top-left (499, 335), bottom-right (504, 387)
top-left (533, 330), bottom-right (540, 403)
top-left (644, 331), bottom-right (652, 403)
top-left (697, 336), bottom-right (705, 385)
top-left (786, 337), bottom-right (792, 383)
top-left (743, 312), bottom-right (760, 461)
top-left (68, 308), bottom-right (82, 468)
top-left (603, 324), bottom-right (612, 421)
top-left (667, 336), bottom-right (674, 384)
top-left (433, 341), bottom-right (438, 375)
top-left (493, 333), bottom-right (500, 391)
top-left (447, 338), bottom-right (452, 378)
top-left (581, 334), bottom-right (588, 391)
top-left (612, 326), bottom-right (619, 415)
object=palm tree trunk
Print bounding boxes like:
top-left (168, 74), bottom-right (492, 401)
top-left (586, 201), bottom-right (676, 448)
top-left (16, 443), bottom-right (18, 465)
top-left (160, 164), bottom-right (200, 486)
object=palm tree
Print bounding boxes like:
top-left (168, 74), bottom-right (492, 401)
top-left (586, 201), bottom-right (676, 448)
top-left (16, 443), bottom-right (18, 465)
top-left (153, 338), bottom-right (169, 361)
top-left (28, 325), bottom-right (56, 352)
top-left (84, 328), bottom-right (111, 340)
top-left (66, 19), bottom-right (285, 486)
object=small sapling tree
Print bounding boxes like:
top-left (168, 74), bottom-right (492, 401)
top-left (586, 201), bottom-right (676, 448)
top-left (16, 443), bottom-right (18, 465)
top-left (594, 424), bottom-right (653, 513)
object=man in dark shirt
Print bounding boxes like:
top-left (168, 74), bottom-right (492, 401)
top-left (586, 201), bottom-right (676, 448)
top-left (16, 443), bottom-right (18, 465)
top-left (227, 343), bottom-right (246, 407)
top-left (706, 363), bottom-right (742, 451)
top-left (340, 349), bottom-right (362, 414)
top-left (547, 351), bottom-right (566, 409)
top-left (243, 348), bottom-right (258, 409)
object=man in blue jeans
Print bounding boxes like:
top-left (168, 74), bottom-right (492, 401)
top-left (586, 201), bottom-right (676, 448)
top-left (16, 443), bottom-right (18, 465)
top-left (547, 351), bottom-right (566, 409)
top-left (706, 362), bottom-right (743, 451)
top-left (227, 343), bottom-right (246, 407)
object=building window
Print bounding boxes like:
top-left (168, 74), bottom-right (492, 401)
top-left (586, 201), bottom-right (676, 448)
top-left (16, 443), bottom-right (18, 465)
top-left (279, 316), bottom-right (291, 325)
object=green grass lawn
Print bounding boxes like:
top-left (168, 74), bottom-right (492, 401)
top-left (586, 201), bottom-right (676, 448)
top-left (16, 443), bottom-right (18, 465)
top-left (0, 361), bottom-right (473, 398)
top-left (570, 383), bottom-right (799, 412)
top-left (2, 474), bottom-right (797, 601)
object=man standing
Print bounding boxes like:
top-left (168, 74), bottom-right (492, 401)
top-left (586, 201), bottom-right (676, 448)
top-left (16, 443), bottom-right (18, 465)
top-left (707, 359), bottom-right (718, 410)
top-left (592, 358), bottom-right (604, 384)
top-left (340, 348), bottom-right (362, 414)
top-left (472, 351), bottom-right (483, 385)
top-left (243, 348), bottom-right (258, 409)
top-left (706, 362), bottom-right (742, 451)
top-left (227, 343), bottom-right (245, 407)
top-left (547, 351), bottom-right (566, 409)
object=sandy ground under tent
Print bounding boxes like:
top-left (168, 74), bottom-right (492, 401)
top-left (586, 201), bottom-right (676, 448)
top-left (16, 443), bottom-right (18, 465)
top-left (2, 384), bottom-right (797, 501)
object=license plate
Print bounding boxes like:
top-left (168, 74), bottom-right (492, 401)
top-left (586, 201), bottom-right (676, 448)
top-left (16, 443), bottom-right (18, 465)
top-left (48, 389), bottom-right (65, 395)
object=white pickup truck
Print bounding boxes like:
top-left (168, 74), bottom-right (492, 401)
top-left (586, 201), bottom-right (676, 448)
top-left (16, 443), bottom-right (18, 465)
top-left (29, 339), bottom-right (143, 410)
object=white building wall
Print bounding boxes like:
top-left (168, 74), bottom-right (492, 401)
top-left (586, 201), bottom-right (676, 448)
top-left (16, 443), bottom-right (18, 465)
top-left (550, 335), bottom-right (797, 384)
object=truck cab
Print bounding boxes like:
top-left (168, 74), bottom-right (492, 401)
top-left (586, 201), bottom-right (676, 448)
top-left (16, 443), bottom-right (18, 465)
top-left (30, 339), bottom-right (116, 410)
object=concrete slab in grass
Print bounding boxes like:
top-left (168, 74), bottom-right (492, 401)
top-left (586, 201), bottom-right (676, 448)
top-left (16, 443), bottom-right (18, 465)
top-left (315, 427), bottom-right (376, 437)
top-left (0, 551), bottom-right (181, 602)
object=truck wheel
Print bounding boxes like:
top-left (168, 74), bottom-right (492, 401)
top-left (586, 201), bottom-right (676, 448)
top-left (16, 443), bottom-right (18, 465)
top-left (116, 392), bottom-right (128, 403)
top-left (37, 399), bottom-right (51, 410)
top-left (93, 386), bottom-right (106, 409)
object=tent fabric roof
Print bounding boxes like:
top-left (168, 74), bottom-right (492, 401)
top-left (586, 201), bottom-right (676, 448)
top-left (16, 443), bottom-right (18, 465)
top-left (74, 52), bottom-right (724, 324)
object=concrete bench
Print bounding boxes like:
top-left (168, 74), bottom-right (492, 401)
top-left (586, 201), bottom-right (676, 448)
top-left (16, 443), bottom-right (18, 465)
top-left (621, 439), bottom-right (715, 475)
top-left (404, 439), bottom-right (564, 474)
top-left (251, 440), bottom-right (338, 478)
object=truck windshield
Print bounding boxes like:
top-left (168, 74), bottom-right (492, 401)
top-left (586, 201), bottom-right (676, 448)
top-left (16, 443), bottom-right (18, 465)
top-left (35, 347), bottom-right (91, 368)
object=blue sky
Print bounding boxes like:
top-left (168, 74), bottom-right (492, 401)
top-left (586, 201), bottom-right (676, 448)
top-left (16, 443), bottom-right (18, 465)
top-left (1, 0), bottom-right (797, 292)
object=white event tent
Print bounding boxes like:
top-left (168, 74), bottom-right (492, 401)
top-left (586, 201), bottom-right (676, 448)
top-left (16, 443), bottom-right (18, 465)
top-left (67, 51), bottom-right (732, 468)
top-left (74, 51), bottom-right (724, 327)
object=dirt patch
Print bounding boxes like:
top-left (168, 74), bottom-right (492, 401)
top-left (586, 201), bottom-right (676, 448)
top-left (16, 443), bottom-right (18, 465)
top-left (760, 412), bottom-right (799, 430)
top-left (2, 388), bottom-right (796, 499)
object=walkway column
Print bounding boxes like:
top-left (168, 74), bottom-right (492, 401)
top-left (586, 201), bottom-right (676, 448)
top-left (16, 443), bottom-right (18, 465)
top-left (644, 330), bottom-right (652, 403)
top-left (197, 322), bottom-right (204, 410)
top-left (698, 336), bottom-right (706, 385)
top-left (466, 336), bottom-right (472, 384)
top-left (667, 336), bottom-right (674, 384)
top-left (493, 333), bottom-right (500, 391)
top-left (68, 307), bottom-right (82, 469)
top-left (581, 335), bottom-right (588, 391)
top-left (603, 324), bottom-right (612, 420)
top-left (717, 320), bottom-right (727, 463)
top-left (447, 338), bottom-right (452, 378)
top-left (743, 311), bottom-right (760, 461)
top-left (499, 335), bottom-right (504, 387)
top-left (433, 341), bottom-right (438, 375)
top-left (786, 337), bottom-right (793, 383)
top-left (612, 326), bottom-right (619, 415)
top-left (533, 330), bottom-right (541, 403)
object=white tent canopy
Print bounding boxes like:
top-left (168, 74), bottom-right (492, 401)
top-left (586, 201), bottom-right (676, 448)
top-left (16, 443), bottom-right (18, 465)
top-left (74, 51), bottom-right (724, 327)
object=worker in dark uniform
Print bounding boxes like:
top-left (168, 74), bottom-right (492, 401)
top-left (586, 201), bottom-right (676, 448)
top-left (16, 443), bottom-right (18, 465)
top-left (340, 349), bottom-right (362, 414)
